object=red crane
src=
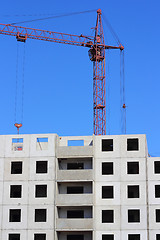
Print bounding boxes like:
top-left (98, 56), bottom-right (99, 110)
top-left (0, 9), bottom-right (124, 135)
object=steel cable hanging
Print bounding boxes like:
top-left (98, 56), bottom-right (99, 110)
top-left (120, 50), bottom-right (126, 134)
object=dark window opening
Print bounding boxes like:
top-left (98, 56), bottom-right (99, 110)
top-left (67, 163), bottom-right (84, 170)
top-left (128, 234), bottom-right (140, 240)
top-left (67, 235), bottom-right (84, 240)
top-left (36, 161), bottom-right (48, 174)
top-left (156, 234), bottom-right (160, 240)
top-left (155, 185), bottom-right (160, 198)
top-left (67, 186), bottom-right (84, 194)
top-left (11, 162), bottom-right (22, 174)
top-left (102, 162), bottom-right (113, 175)
top-left (127, 138), bottom-right (139, 151)
top-left (9, 234), bottom-right (20, 240)
top-left (128, 185), bottom-right (139, 198)
top-left (67, 210), bottom-right (84, 218)
top-left (128, 210), bottom-right (140, 223)
top-left (102, 186), bottom-right (114, 199)
top-left (102, 210), bottom-right (114, 223)
top-left (102, 139), bottom-right (113, 151)
top-left (102, 234), bottom-right (114, 240)
top-left (35, 209), bottom-right (47, 222)
top-left (9, 209), bottom-right (21, 222)
top-left (34, 234), bottom-right (46, 240)
top-left (35, 185), bottom-right (47, 198)
top-left (155, 161), bottom-right (160, 174)
top-left (10, 185), bottom-right (22, 198)
top-left (127, 162), bottom-right (139, 174)
top-left (156, 209), bottom-right (160, 222)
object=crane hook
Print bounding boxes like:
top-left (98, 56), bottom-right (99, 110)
top-left (14, 123), bottom-right (22, 134)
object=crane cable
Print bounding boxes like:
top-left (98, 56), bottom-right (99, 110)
top-left (106, 49), bottom-right (111, 135)
top-left (120, 50), bottom-right (126, 134)
top-left (14, 42), bottom-right (25, 134)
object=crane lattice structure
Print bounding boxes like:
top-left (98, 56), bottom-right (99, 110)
top-left (0, 9), bottom-right (124, 135)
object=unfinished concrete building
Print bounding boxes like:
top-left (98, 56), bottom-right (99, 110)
top-left (0, 133), bottom-right (160, 240)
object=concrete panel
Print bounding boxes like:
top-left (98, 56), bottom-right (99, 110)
top-left (57, 170), bottom-right (93, 181)
top-left (28, 230), bottom-right (54, 240)
top-left (147, 157), bottom-right (160, 181)
top-left (2, 205), bottom-right (28, 230)
top-left (56, 194), bottom-right (93, 206)
top-left (2, 230), bottom-right (27, 240)
top-left (121, 230), bottom-right (147, 240)
top-left (56, 219), bottom-right (93, 230)
top-left (57, 146), bottom-right (93, 158)
top-left (121, 205), bottom-right (147, 230)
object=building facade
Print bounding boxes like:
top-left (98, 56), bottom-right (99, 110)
top-left (0, 133), bottom-right (160, 240)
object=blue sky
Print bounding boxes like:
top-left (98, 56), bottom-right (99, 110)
top-left (0, 0), bottom-right (160, 156)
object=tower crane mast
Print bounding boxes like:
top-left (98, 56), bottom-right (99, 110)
top-left (0, 9), bottom-right (124, 135)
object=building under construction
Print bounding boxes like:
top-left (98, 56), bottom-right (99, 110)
top-left (0, 133), bottom-right (159, 240)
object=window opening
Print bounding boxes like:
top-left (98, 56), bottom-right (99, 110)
top-left (34, 234), bottom-right (46, 240)
top-left (127, 162), bottom-right (139, 174)
top-left (68, 140), bottom-right (84, 146)
top-left (102, 162), bottom-right (113, 175)
top-left (35, 209), bottom-right (47, 222)
top-left (155, 185), bottom-right (160, 198)
top-left (102, 139), bottom-right (113, 151)
top-left (10, 185), bottom-right (22, 198)
top-left (67, 210), bottom-right (84, 218)
top-left (154, 161), bottom-right (160, 174)
top-left (102, 210), bottom-right (114, 223)
top-left (156, 209), bottom-right (160, 222)
top-left (128, 185), bottom-right (139, 198)
top-left (9, 234), bottom-right (20, 240)
top-left (127, 138), bottom-right (139, 151)
top-left (37, 138), bottom-right (48, 150)
top-left (35, 185), bottom-right (47, 198)
top-left (67, 235), bottom-right (84, 240)
top-left (12, 138), bottom-right (23, 151)
top-left (36, 161), bottom-right (48, 174)
top-left (128, 234), bottom-right (140, 240)
top-left (11, 162), bottom-right (22, 174)
top-left (102, 186), bottom-right (114, 199)
top-left (67, 163), bottom-right (84, 170)
top-left (67, 186), bottom-right (84, 194)
top-left (9, 209), bottom-right (21, 222)
top-left (102, 235), bottom-right (114, 240)
top-left (156, 234), bottom-right (160, 240)
top-left (128, 209), bottom-right (140, 223)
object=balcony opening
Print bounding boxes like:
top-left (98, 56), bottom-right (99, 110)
top-left (11, 161), bottom-right (22, 174)
top-left (102, 139), bottom-right (113, 151)
top-left (127, 162), bottom-right (139, 174)
top-left (102, 210), bottom-right (114, 223)
top-left (36, 138), bottom-right (48, 150)
top-left (128, 185), bottom-right (139, 198)
top-left (36, 161), bottom-right (48, 174)
top-left (12, 138), bottom-right (23, 151)
top-left (67, 162), bottom-right (84, 170)
top-left (35, 209), bottom-right (47, 222)
top-left (9, 234), bottom-right (20, 240)
top-left (102, 186), bottom-right (114, 199)
top-left (102, 235), bottom-right (114, 240)
top-left (10, 185), bottom-right (22, 198)
top-left (128, 209), bottom-right (140, 223)
top-left (67, 186), bottom-right (84, 194)
top-left (35, 185), bottom-right (47, 198)
top-left (128, 234), bottom-right (140, 240)
top-left (9, 209), bottom-right (21, 222)
top-left (156, 234), bottom-right (160, 240)
top-left (67, 235), bottom-right (84, 240)
top-left (67, 210), bottom-right (84, 218)
top-left (154, 161), bottom-right (160, 174)
top-left (68, 140), bottom-right (84, 146)
top-left (34, 234), bottom-right (46, 240)
top-left (127, 138), bottom-right (139, 151)
top-left (102, 162), bottom-right (113, 175)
